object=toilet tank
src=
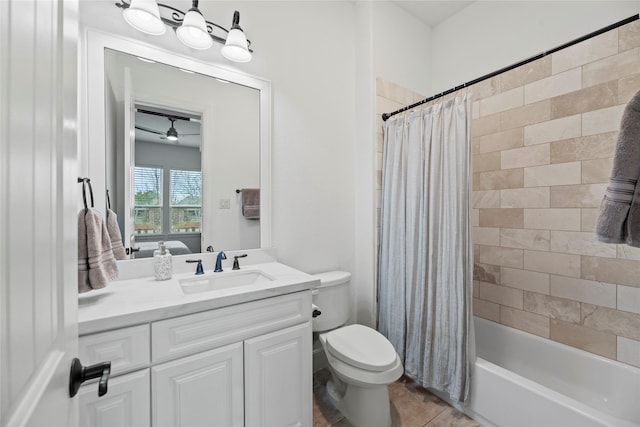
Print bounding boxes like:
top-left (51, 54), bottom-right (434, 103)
top-left (311, 271), bottom-right (351, 332)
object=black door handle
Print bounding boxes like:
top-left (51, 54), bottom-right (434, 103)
top-left (69, 358), bottom-right (111, 398)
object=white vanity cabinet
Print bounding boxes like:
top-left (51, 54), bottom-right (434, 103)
top-left (79, 290), bottom-right (312, 427)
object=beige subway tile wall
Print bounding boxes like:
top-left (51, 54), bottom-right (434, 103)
top-left (375, 20), bottom-right (640, 368)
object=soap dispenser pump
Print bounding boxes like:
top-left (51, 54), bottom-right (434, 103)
top-left (153, 241), bottom-right (172, 281)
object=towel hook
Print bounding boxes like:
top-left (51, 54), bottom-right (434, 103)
top-left (77, 177), bottom-right (94, 214)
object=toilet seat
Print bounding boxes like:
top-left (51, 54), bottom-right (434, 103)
top-left (325, 324), bottom-right (398, 372)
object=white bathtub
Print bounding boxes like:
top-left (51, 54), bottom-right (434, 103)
top-left (443, 317), bottom-right (640, 427)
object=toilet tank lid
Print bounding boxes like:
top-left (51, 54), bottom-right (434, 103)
top-left (311, 271), bottom-right (351, 287)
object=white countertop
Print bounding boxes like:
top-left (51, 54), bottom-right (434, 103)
top-left (78, 261), bottom-right (319, 335)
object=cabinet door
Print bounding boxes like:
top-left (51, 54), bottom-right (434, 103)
top-left (79, 369), bottom-right (150, 427)
top-left (245, 322), bottom-right (312, 427)
top-left (152, 342), bottom-right (243, 427)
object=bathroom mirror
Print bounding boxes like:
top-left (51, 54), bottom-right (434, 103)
top-left (84, 30), bottom-right (271, 258)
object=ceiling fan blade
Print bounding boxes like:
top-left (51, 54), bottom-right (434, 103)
top-left (181, 133), bottom-right (201, 136)
top-left (135, 125), bottom-right (164, 135)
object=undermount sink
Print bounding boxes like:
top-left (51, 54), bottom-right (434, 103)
top-left (179, 270), bottom-right (275, 294)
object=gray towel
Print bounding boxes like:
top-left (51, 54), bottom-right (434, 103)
top-left (106, 208), bottom-right (127, 260)
top-left (241, 188), bottom-right (260, 220)
top-left (78, 208), bottom-right (118, 293)
top-left (596, 90), bottom-right (640, 246)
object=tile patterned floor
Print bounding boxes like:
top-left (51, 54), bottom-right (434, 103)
top-left (313, 370), bottom-right (482, 427)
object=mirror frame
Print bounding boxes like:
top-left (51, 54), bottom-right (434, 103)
top-left (81, 29), bottom-right (272, 250)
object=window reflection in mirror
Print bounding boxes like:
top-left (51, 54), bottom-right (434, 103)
top-left (104, 49), bottom-right (260, 258)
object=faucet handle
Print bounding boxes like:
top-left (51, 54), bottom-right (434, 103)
top-left (232, 254), bottom-right (248, 270)
top-left (186, 259), bottom-right (204, 275)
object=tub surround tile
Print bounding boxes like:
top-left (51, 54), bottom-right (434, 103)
top-left (473, 281), bottom-right (480, 298)
top-left (500, 187), bottom-right (550, 209)
top-left (471, 113), bottom-right (501, 138)
top-left (552, 29), bottom-right (618, 74)
top-left (524, 115), bottom-right (582, 146)
top-left (472, 190), bottom-right (500, 208)
top-left (582, 47), bottom-right (640, 88)
top-left (479, 169), bottom-right (523, 190)
top-left (581, 158), bottom-right (612, 184)
top-left (581, 208), bottom-right (598, 232)
top-left (500, 228), bottom-right (550, 251)
top-left (550, 81), bottom-right (618, 119)
top-left (524, 208), bottom-right (581, 231)
top-left (471, 209), bottom-right (479, 227)
top-left (472, 227), bottom-right (500, 246)
top-left (581, 256), bottom-right (640, 288)
top-left (479, 282), bottom-right (524, 309)
top-left (524, 68), bottom-right (582, 104)
top-left (549, 183), bottom-right (607, 208)
top-left (550, 319), bottom-right (617, 359)
top-left (501, 144), bottom-right (550, 170)
top-left (473, 297), bottom-right (500, 322)
top-left (473, 263), bottom-right (500, 284)
top-left (480, 87), bottom-right (524, 117)
top-left (550, 275), bottom-right (617, 309)
top-left (479, 208), bottom-right (524, 229)
top-left (501, 267), bottom-right (550, 294)
top-left (524, 292), bottom-right (581, 324)
top-left (479, 245), bottom-right (524, 269)
top-left (473, 152), bottom-right (501, 173)
top-left (617, 337), bottom-right (640, 368)
top-left (550, 132), bottom-right (617, 163)
top-left (472, 76), bottom-right (501, 100)
top-left (479, 128), bottom-right (524, 154)
top-left (618, 73), bottom-right (640, 104)
top-left (524, 250), bottom-right (581, 277)
top-left (500, 56), bottom-right (551, 91)
top-left (500, 100), bottom-right (551, 130)
top-left (549, 231), bottom-right (616, 258)
top-left (619, 21), bottom-right (640, 52)
top-left (582, 104), bottom-right (626, 137)
top-left (500, 306), bottom-right (550, 338)
top-left (616, 245), bottom-right (640, 261)
top-left (523, 162), bottom-right (581, 187)
top-left (617, 285), bottom-right (640, 315)
top-left (581, 303), bottom-right (640, 341)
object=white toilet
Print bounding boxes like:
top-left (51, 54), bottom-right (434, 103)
top-left (312, 271), bottom-right (403, 427)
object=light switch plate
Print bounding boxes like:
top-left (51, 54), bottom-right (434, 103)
top-left (219, 199), bottom-right (231, 209)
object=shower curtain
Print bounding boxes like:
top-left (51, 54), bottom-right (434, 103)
top-left (378, 94), bottom-right (474, 403)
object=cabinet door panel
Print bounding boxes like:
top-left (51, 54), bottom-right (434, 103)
top-left (152, 342), bottom-right (243, 427)
top-left (245, 322), bottom-right (312, 427)
top-left (79, 369), bottom-right (150, 427)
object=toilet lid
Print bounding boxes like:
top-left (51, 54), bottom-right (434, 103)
top-left (325, 324), bottom-right (398, 372)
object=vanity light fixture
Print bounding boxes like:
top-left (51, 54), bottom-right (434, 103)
top-left (116, 0), bottom-right (253, 62)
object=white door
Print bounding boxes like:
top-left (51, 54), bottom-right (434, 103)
top-left (151, 343), bottom-right (244, 427)
top-left (244, 322), bottom-right (313, 427)
top-left (0, 0), bottom-right (80, 426)
top-left (122, 67), bottom-right (137, 256)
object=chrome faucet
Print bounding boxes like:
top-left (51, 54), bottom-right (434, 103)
top-left (214, 251), bottom-right (226, 272)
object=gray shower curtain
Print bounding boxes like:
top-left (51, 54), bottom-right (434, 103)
top-left (378, 95), bottom-right (474, 403)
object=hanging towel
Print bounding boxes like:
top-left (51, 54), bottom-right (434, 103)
top-left (596, 89), bottom-right (640, 246)
top-left (78, 208), bottom-right (119, 293)
top-left (241, 188), bottom-right (260, 220)
top-left (106, 208), bottom-right (127, 260)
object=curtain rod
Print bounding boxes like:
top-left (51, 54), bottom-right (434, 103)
top-left (382, 14), bottom-right (639, 122)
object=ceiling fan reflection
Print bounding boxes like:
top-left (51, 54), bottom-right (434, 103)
top-left (134, 108), bottom-right (200, 143)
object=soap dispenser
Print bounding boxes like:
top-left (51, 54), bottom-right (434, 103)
top-left (153, 241), bottom-right (172, 281)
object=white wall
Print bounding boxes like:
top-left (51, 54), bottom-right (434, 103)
top-left (371, 1), bottom-right (432, 96)
top-left (431, 1), bottom-right (640, 93)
